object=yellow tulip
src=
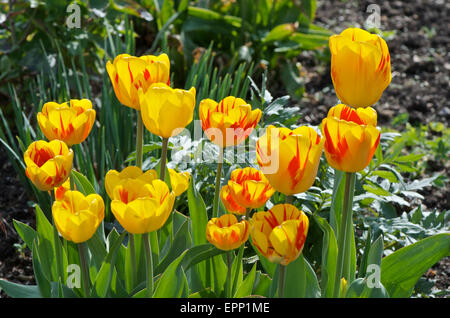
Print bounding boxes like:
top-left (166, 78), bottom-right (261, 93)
top-left (199, 96), bottom-right (261, 148)
top-left (24, 140), bottom-right (73, 191)
top-left (257, 125), bottom-right (324, 195)
top-left (110, 178), bottom-right (175, 234)
top-left (54, 178), bottom-right (75, 200)
top-left (106, 53), bottom-right (170, 110)
top-left (221, 167), bottom-right (274, 211)
top-left (220, 185), bottom-right (246, 215)
top-left (52, 190), bottom-right (104, 243)
top-left (37, 99), bottom-right (96, 147)
top-left (251, 204), bottom-right (309, 266)
top-left (104, 166), bottom-right (158, 200)
top-left (329, 27), bottom-right (391, 108)
top-left (168, 168), bottom-right (190, 196)
top-left (321, 103), bottom-right (380, 172)
top-left (206, 214), bottom-right (250, 251)
top-left (139, 83), bottom-right (196, 139)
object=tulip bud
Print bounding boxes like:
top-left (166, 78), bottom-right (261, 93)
top-left (329, 27), bottom-right (391, 108)
top-left (251, 204), bottom-right (309, 266)
top-left (206, 214), bottom-right (250, 251)
top-left (52, 190), bottom-right (104, 243)
top-left (106, 53), bottom-right (170, 110)
top-left (110, 179), bottom-right (175, 234)
top-left (37, 99), bottom-right (96, 147)
top-left (321, 104), bottom-right (380, 172)
top-left (139, 83), bottom-right (196, 139)
top-left (221, 167), bottom-right (274, 212)
top-left (199, 96), bottom-right (261, 148)
top-left (168, 168), bottom-right (190, 196)
top-left (24, 140), bottom-right (73, 191)
top-left (105, 166), bottom-right (158, 200)
top-left (257, 125), bottom-right (324, 195)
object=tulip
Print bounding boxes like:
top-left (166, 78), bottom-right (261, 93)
top-left (221, 167), bottom-right (274, 212)
top-left (104, 166), bottom-right (158, 200)
top-left (220, 185), bottom-right (246, 215)
top-left (199, 96), bottom-right (261, 148)
top-left (321, 103), bottom-right (380, 172)
top-left (110, 178), bottom-right (175, 234)
top-left (52, 190), bottom-right (105, 243)
top-left (37, 99), bottom-right (96, 147)
top-left (329, 27), bottom-right (391, 108)
top-left (139, 83), bottom-right (196, 139)
top-left (54, 178), bottom-right (75, 200)
top-left (24, 140), bottom-right (73, 191)
top-left (206, 214), bottom-right (250, 251)
top-left (251, 204), bottom-right (309, 266)
top-left (106, 53), bottom-right (170, 110)
top-left (168, 168), bottom-right (190, 196)
top-left (257, 125), bottom-right (324, 195)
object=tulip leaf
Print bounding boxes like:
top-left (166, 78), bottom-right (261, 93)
top-left (284, 254), bottom-right (320, 298)
top-left (153, 250), bottom-right (189, 298)
top-left (181, 244), bottom-right (225, 271)
top-left (314, 215), bottom-right (338, 298)
top-left (345, 277), bottom-right (390, 298)
top-left (154, 219), bottom-right (192, 276)
top-left (187, 174), bottom-right (208, 246)
top-left (380, 233), bottom-right (450, 298)
top-left (71, 170), bottom-right (96, 195)
top-left (35, 205), bottom-right (57, 282)
top-left (32, 239), bottom-right (52, 298)
top-left (234, 263), bottom-right (257, 298)
top-left (92, 229), bottom-right (126, 297)
top-left (0, 280), bottom-right (42, 298)
top-left (13, 219), bottom-right (37, 250)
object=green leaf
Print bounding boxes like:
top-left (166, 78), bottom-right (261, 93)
top-left (92, 229), bottom-right (126, 297)
top-left (283, 254), bottom-right (320, 298)
top-left (35, 205), bottom-right (57, 281)
top-left (234, 263), bottom-right (257, 298)
top-left (32, 239), bottom-right (52, 298)
top-left (263, 23), bottom-right (295, 43)
top-left (187, 175), bottom-right (208, 245)
top-left (181, 244), bottom-right (226, 271)
top-left (153, 250), bottom-right (189, 298)
top-left (381, 233), bottom-right (450, 298)
top-left (13, 219), bottom-right (37, 250)
top-left (154, 219), bottom-right (192, 276)
top-left (71, 170), bottom-right (96, 195)
top-left (345, 278), bottom-right (390, 298)
top-left (314, 215), bottom-right (337, 298)
top-left (0, 280), bottom-right (42, 298)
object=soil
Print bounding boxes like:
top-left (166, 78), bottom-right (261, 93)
top-left (0, 0), bottom-right (448, 298)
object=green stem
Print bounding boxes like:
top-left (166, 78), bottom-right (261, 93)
top-left (212, 147), bottom-right (224, 218)
top-left (129, 233), bottom-right (137, 288)
top-left (78, 242), bottom-right (91, 297)
top-left (143, 233), bottom-right (153, 297)
top-left (136, 111), bottom-right (144, 168)
top-left (278, 264), bottom-right (286, 298)
top-left (333, 172), bottom-right (355, 298)
top-left (285, 195), bottom-right (293, 204)
top-left (226, 251), bottom-right (232, 298)
top-left (159, 137), bottom-right (169, 181)
top-left (50, 192), bottom-right (64, 285)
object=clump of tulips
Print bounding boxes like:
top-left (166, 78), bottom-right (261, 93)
top-left (6, 26), bottom-right (403, 299)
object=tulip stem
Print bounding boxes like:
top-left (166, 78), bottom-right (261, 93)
top-left (129, 233), bottom-right (137, 288)
top-left (78, 242), bottom-right (91, 297)
top-left (278, 264), bottom-right (286, 298)
top-left (226, 251), bottom-right (232, 298)
top-left (49, 192), bottom-right (64, 286)
top-left (136, 111), bottom-right (144, 168)
top-left (143, 233), bottom-right (153, 297)
top-left (212, 147), bottom-right (224, 218)
top-left (333, 172), bottom-right (355, 298)
top-left (159, 137), bottom-right (169, 181)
